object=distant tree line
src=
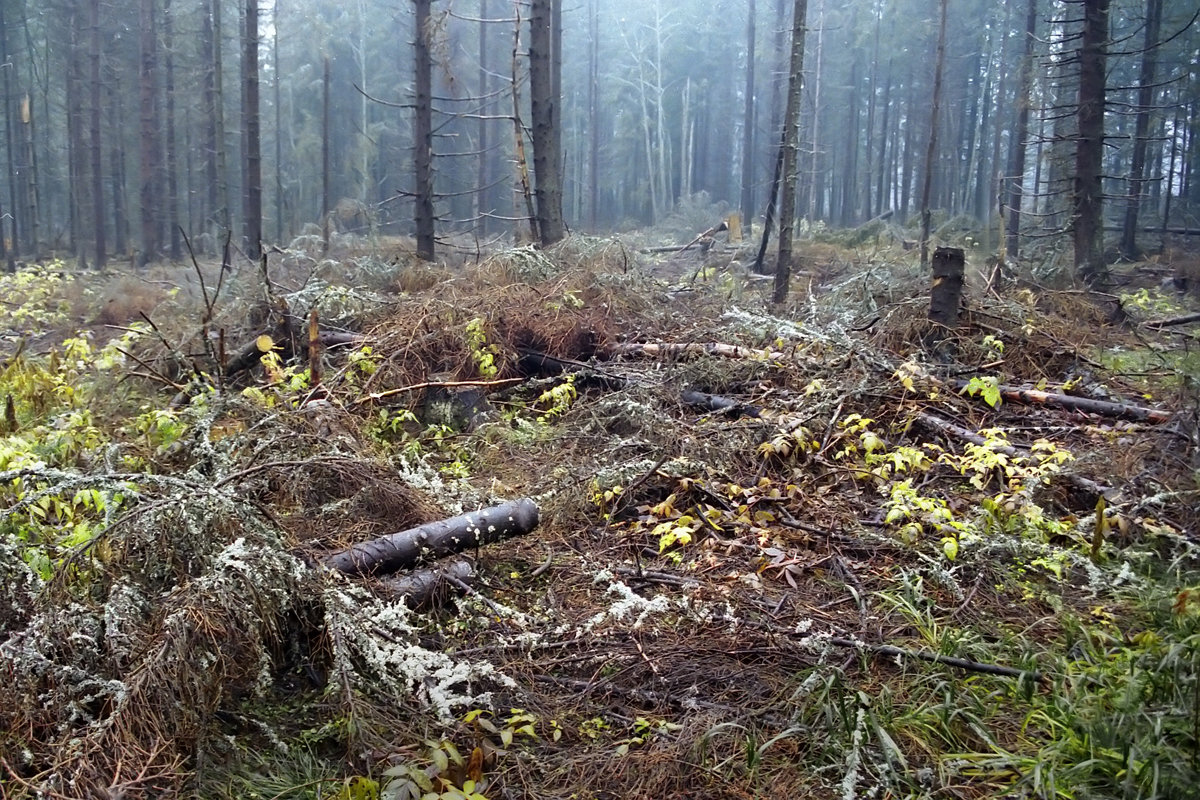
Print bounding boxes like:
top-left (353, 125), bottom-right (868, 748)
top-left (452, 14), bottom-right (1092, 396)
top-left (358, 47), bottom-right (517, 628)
top-left (0, 0), bottom-right (1193, 278)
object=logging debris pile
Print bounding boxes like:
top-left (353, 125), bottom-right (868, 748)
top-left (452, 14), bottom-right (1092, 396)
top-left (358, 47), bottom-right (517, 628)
top-left (1, 237), bottom-right (1199, 799)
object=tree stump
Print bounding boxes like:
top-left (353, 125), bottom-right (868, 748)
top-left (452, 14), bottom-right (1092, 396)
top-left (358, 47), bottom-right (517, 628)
top-left (928, 246), bottom-right (965, 330)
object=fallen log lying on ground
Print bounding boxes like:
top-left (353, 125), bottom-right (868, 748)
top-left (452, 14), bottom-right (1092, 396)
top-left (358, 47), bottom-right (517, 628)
top-left (952, 379), bottom-right (1171, 424)
top-left (327, 498), bottom-right (540, 576)
top-left (913, 411), bottom-right (1111, 500)
top-left (378, 560), bottom-right (475, 607)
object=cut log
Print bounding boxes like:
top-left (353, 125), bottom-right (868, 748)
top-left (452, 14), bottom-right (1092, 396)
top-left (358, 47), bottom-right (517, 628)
top-left (326, 498), bottom-right (540, 576)
top-left (951, 379), bottom-right (1171, 424)
top-left (378, 560), bottom-right (475, 607)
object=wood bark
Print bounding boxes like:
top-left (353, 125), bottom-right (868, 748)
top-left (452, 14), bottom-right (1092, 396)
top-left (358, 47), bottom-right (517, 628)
top-left (378, 560), bottom-right (475, 608)
top-left (1118, 0), bottom-right (1162, 261)
top-left (326, 498), bottom-right (540, 576)
top-left (414, 0), bottom-right (436, 260)
top-left (242, 0), bottom-right (262, 260)
top-left (164, 0), bottom-right (181, 261)
top-left (88, 0), bottom-right (106, 268)
top-left (138, 0), bottom-right (161, 266)
top-left (928, 246), bottom-right (965, 329)
top-left (772, 0), bottom-right (809, 304)
top-left (529, 0), bottom-right (565, 245)
top-left (1074, 0), bottom-right (1110, 287)
top-left (0, 0), bottom-right (18, 259)
top-left (918, 0), bottom-right (948, 269)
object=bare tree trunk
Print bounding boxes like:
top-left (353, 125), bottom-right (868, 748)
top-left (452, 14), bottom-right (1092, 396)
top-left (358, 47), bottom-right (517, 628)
top-left (242, 0), bottom-right (262, 260)
top-left (322, 55), bottom-right (331, 254)
top-left (529, 0), bottom-right (565, 245)
top-left (108, 82), bottom-right (129, 258)
top-left (1074, 0), bottom-right (1109, 287)
top-left (88, 0), bottom-right (106, 268)
top-left (273, 0), bottom-right (282, 243)
top-left (203, 1), bottom-right (218, 239)
top-left (139, 0), bottom-right (161, 266)
top-left (918, 0), bottom-right (948, 269)
top-left (772, 0), bottom-right (809, 305)
top-left (0, 0), bottom-right (19, 258)
top-left (588, 0), bottom-right (599, 230)
top-left (164, 0), bottom-right (180, 260)
top-left (67, 21), bottom-right (87, 267)
top-left (212, 0), bottom-right (231, 235)
top-left (1119, 0), bottom-right (1162, 261)
top-left (476, 0), bottom-right (492, 234)
top-left (1004, 0), bottom-right (1038, 261)
top-left (414, 0), bottom-right (436, 260)
top-left (740, 0), bottom-right (757, 229)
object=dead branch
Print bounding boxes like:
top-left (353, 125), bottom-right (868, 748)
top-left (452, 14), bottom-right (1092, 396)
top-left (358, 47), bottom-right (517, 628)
top-left (952, 379), bottom-right (1172, 424)
top-left (1144, 311), bottom-right (1200, 329)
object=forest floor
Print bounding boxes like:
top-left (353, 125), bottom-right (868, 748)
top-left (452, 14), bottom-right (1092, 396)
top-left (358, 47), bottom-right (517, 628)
top-left (1, 221), bottom-right (1199, 800)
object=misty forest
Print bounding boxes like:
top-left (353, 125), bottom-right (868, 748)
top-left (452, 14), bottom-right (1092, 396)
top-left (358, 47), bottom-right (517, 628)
top-left (2, 0), bottom-right (1200, 797)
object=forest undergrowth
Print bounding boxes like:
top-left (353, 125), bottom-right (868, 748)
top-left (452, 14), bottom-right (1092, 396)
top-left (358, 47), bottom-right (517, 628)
top-left (0, 229), bottom-right (1198, 800)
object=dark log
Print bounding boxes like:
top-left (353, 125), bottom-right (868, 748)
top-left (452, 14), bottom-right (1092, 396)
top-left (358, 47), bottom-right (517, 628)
top-left (679, 389), bottom-right (761, 418)
top-left (951, 379), bottom-right (1171, 424)
top-left (928, 246), bottom-right (965, 329)
top-left (326, 498), bottom-right (540, 576)
top-left (377, 560), bottom-right (474, 608)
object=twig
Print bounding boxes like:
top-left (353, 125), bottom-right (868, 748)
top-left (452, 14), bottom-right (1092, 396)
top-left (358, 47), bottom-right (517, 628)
top-left (354, 377), bottom-right (526, 405)
top-left (825, 636), bottom-right (1043, 682)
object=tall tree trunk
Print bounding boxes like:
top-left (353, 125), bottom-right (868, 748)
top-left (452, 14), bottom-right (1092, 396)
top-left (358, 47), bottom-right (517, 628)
top-left (164, 0), bottom-right (180, 260)
top-left (322, 55), bottom-right (332, 254)
top-left (587, 0), bottom-right (599, 229)
top-left (242, 0), bottom-right (262, 260)
top-left (108, 82), bottom-right (129, 257)
top-left (1074, 0), bottom-right (1109, 287)
top-left (740, 0), bottom-right (757, 229)
top-left (139, 0), bottom-right (160, 266)
top-left (807, 0), bottom-right (824, 220)
top-left (273, 0), bottom-right (282, 243)
top-left (918, 0), bottom-right (949, 269)
top-left (1119, 0), bottom-right (1162, 261)
top-left (772, 0), bottom-right (809, 305)
top-left (529, 0), bottom-right (565, 245)
top-left (203, 1), bottom-right (218, 238)
top-left (477, 0), bottom-right (492, 234)
top-left (212, 0), bottom-right (231, 235)
top-left (67, 22), bottom-right (88, 267)
top-left (414, 0), bottom-right (436, 260)
top-left (0, 0), bottom-right (19, 257)
top-left (1004, 0), bottom-right (1038, 261)
top-left (89, 0), bottom-right (106, 267)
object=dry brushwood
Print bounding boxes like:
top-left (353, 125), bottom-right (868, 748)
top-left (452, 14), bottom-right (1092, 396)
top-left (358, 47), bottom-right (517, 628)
top-left (326, 498), bottom-right (540, 576)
